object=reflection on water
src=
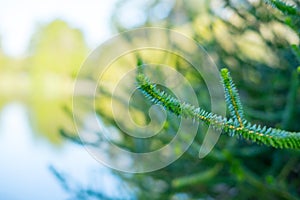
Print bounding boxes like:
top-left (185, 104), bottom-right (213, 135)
top-left (0, 19), bottom-right (134, 199)
top-left (0, 103), bottom-right (123, 199)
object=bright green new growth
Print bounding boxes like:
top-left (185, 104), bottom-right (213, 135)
top-left (136, 65), bottom-right (300, 149)
top-left (221, 68), bottom-right (245, 127)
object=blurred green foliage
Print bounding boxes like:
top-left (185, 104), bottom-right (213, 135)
top-left (0, 0), bottom-right (299, 199)
top-left (57, 0), bottom-right (300, 199)
top-left (101, 0), bottom-right (300, 199)
top-left (0, 19), bottom-right (88, 144)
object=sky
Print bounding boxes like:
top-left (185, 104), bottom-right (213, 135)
top-left (0, 0), bottom-right (118, 56)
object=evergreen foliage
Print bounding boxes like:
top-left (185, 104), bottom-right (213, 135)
top-left (264, 0), bottom-right (299, 15)
top-left (57, 0), bottom-right (300, 199)
top-left (136, 64), bottom-right (300, 149)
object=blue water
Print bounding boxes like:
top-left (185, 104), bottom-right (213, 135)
top-left (0, 103), bottom-right (122, 200)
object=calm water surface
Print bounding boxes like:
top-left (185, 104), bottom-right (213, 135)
top-left (0, 103), bottom-right (121, 200)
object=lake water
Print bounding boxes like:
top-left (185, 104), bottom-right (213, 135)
top-left (0, 103), bottom-right (123, 199)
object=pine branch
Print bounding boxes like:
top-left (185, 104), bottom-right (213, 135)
top-left (291, 45), bottom-right (300, 63)
top-left (281, 70), bottom-right (299, 129)
top-left (220, 68), bottom-right (245, 127)
top-left (264, 0), bottom-right (299, 16)
top-left (171, 164), bottom-right (223, 188)
top-left (136, 66), bottom-right (300, 149)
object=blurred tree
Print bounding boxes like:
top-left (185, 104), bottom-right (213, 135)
top-left (29, 19), bottom-right (88, 76)
top-left (93, 0), bottom-right (300, 199)
top-left (112, 0), bottom-right (300, 130)
top-left (56, 0), bottom-right (300, 199)
top-left (26, 19), bottom-right (89, 144)
top-left (0, 36), bottom-right (30, 110)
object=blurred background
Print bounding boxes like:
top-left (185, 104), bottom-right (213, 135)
top-left (0, 0), bottom-right (299, 199)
